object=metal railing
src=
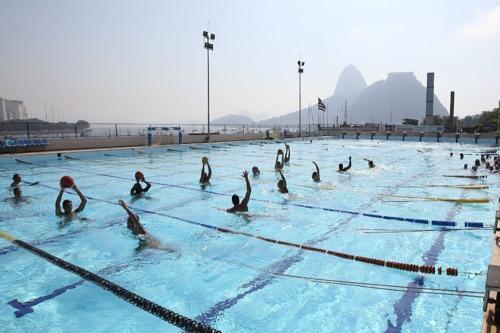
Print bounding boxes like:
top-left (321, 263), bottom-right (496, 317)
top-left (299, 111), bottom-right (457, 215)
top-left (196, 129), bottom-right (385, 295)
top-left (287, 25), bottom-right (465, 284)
top-left (0, 121), bottom-right (318, 139)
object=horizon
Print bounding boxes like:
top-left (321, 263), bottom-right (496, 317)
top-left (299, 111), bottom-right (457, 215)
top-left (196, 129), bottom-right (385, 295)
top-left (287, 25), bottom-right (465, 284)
top-left (1, 0), bottom-right (499, 123)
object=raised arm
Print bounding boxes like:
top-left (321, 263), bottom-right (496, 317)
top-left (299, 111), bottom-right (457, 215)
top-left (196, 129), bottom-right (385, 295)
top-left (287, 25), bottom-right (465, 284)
top-left (285, 145), bottom-right (290, 161)
top-left (206, 162), bottom-right (212, 180)
top-left (119, 199), bottom-right (146, 235)
top-left (73, 184), bottom-right (87, 213)
top-left (199, 163), bottom-right (205, 182)
top-left (241, 171), bottom-right (251, 206)
top-left (313, 161), bottom-right (320, 179)
top-left (344, 156), bottom-right (352, 171)
top-left (55, 186), bottom-right (64, 216)
top-left (119, 199), bottom-right (137, 220)
top-left (142, 179), bottom-right (151, 193)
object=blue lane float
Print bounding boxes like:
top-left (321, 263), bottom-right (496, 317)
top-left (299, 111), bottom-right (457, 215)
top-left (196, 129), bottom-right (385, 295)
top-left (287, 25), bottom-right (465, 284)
top-left (11, 159), bottom-right (490, 229)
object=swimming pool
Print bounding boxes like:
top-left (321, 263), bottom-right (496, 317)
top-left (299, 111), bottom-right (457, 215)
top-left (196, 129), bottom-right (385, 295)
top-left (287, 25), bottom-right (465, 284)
top-left (0, 138), bottom-right (495, 332)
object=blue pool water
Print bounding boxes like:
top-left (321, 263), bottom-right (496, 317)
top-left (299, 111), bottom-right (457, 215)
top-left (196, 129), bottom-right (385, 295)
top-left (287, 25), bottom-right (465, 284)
top-left (0, 138), bottom-right (495, 332)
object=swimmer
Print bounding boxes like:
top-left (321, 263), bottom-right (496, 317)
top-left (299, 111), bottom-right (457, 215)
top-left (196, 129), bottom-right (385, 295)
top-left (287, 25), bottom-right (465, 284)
top-left (199, 158), bottom-right (212, 184)
top-left (277, 169), bottom-right (289, 193)
top-left (460, 153), bottom-right (464, 160)
top-left (55, 183), bottom-right (87, 217)
top-left (472, 165), bottom-right (477, 173)
top-left (119, 199), bottom-right (146, 235)
top-left (339, 156), bottom-right (352, 172)
top-left (227, 171), bottom-right (251, 213)
top-left (275, 149), bottom-right (284, 170)
top-left (284, 144), bottom-right (291, 163)
top-left (3, 187), bottom-right (30, 205)
top-left (312, 161), bottom-right (320, 182)
top-left (363, 158), bottom-right (375, 168)
top-left (252, 166), bottom-right (260, 176)
top-left (450, 152), bottom-right (453, 157)
top-left (118, 199), bottom-right (169, 251)
top-left (11, 174), bottom-right (21, 187)
top-left (475, 159), bottom-right (481, 167)
top-left (130, 173), bottom-right (151, 197)
top-left (464, 163), bottom-right (468, 170)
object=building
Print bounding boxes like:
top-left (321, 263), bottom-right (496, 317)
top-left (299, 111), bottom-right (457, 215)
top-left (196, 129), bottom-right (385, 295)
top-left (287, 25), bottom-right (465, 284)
top-left (0, 98), bottom-right (28, 121)
top-left (423, 72), bottom-right (435, 126)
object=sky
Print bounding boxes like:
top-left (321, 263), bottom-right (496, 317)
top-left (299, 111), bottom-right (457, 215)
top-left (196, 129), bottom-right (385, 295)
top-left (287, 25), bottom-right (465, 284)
top-left (0, 0), bottom-right (499, 123)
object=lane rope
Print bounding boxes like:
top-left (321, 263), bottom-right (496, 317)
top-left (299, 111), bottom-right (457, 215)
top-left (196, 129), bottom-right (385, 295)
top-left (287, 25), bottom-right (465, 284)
top-left (0, 230), bottom-right (220, 333)
top-left (12, 158), bottom-right (489, 228)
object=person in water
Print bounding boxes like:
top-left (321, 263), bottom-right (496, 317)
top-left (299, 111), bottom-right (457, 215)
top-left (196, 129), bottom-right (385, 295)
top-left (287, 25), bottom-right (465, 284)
top-left (199, 158), bottom-right (212, 184)
top-left (252, 166), bottom-right (260, 176)
top-left (130, 173), bottom-right (151, 197)
top-left (11, 174), bottom-right (21, 187)
top-left (475, 159), bottom-right (481, 167)
top-left (460, 153), bottom-right (464, 160)
top-left (55, 183), bottom-right (87, 217)
top-left (363, 158), bottom-right (375, 168)
top-left (277, 169), bottom-right (289, 193)
top-left (227, 171), bottom-right (251, 213)
top-left (312, 161), bottom-right (320, 182)
top-left (339, 156), bottom-right (352, 172)
top-left (284, 144), bottom-right (291, 163)
top-left (119, 199), bottom-right (147, 235)
top-left (275, 149), bottom-right (285, 170)
top-left (118, 199), bottom-right (166, 251)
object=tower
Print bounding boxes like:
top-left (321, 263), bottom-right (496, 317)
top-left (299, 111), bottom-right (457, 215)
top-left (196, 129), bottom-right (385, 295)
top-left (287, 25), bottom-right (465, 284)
top-left (423, 72), bottom-right (435, 125)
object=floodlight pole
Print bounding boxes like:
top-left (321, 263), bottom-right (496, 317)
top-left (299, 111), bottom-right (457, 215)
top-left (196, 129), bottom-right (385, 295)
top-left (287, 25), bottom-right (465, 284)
top-left (203, 31), bottom-right (215, 140)
top-left (298, 60), bottom-right (304, 137)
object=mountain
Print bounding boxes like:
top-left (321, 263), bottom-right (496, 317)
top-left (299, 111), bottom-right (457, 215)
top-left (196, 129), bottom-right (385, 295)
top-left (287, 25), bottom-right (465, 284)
top-left (333, 64), bottom-right (367, 101)
top-left (262, 64), bottom-right (367, 125)
top-left (349, 72), bottom-right (448, 124)
top-left (261, 66), bottom-right (448, 125)
top-left (212, 114), bottom-right (256, 124)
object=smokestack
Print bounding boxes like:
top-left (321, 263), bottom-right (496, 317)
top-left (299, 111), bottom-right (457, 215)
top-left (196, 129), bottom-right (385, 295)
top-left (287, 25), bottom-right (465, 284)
top-left (449, 91), bottom-right (455, 131)
top-left (426, 73), bottom-right (434, 117)
top-left (424, 72), bottom-right (435, 125)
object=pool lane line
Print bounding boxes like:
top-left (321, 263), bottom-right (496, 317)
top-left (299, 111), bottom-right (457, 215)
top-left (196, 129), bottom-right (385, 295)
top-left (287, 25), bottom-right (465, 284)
top-left (13, 158), bottom-right (488, 228)
top-left (6, 251), bottom-right (175, 318)
top-left (385, 185), bottom-right (469, 331)
top-left (0, 230), bottom-right (220, 333)
top-left (209, 256), bottom-right (482, 298)
top-left (0, 216), bottom-right (125, 257)
top-left (195, 167), bottom-right (434, 325)
top-left (6, 179), bottom-right (465, 277)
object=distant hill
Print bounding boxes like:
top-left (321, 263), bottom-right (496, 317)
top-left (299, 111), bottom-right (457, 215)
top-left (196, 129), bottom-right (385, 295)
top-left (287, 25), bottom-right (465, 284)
top-left (349, 72), bottom-right (448, 124)
top-left (262, 64), bottom-right (367, 125)
top-left (260, 65), bottom-right (448, 125)
top-left (212, 114), bottom-right (256, 124)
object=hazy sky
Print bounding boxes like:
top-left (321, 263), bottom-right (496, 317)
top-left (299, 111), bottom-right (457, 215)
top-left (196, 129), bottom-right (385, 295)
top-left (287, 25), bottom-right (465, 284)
top-left (1, 0), bottom-right (499, 123)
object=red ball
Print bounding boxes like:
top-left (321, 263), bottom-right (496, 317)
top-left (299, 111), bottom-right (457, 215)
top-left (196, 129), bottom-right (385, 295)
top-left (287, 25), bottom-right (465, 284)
top-left (135, 171), bottom-right (144, 180)
top-left (60, 175), bottom-right (74, 188)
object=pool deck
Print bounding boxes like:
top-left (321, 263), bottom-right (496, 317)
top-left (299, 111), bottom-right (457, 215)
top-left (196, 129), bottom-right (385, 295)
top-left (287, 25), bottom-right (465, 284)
top-left (483, 206), bottom-right (500, 332)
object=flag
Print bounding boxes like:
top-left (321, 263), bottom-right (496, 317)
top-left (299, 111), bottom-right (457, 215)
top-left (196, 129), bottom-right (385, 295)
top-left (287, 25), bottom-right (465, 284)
top-left (318, 98), bottom-right (326, 112)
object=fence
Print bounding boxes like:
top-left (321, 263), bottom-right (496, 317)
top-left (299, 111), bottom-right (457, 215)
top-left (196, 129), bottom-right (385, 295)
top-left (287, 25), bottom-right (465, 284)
top-left (0, 122), bottom-right (316, 139)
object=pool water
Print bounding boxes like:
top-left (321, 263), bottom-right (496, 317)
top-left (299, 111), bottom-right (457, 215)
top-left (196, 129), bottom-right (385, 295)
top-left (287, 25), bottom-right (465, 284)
top-left (0, 138), bottom-right (495, 332)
